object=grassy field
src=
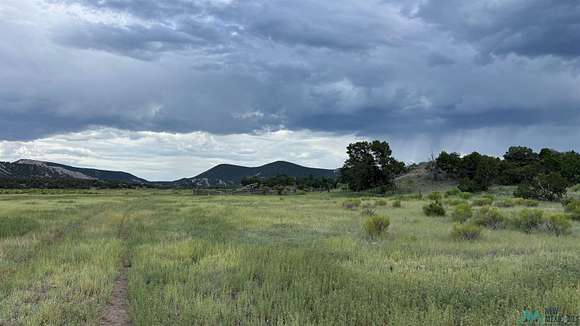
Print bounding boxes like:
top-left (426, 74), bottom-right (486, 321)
top-left (0, 189), bottom-right (579, 325)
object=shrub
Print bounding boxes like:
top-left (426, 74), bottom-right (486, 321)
top-left (361, 207), bottom-right (377, 217)
top-left (565, 199), bottom-right (580, 221)
top-left (451, 203), bottom-right (473, 223)
top-left (363, 216), bottom-right (390, 237)
top-left (513, 209), bottom-right (545, 233)
top-left (495, 199), bottom-right (515, 208)
top-left (361, 201), bottom-right (375, 208)
top-left (375, 199), bottom-right (388, 206)
top-left (512, 198), bottom-right (526, 206)
top-left (423, 201), bottom-right (446, 217)
top-left (450, 223), bottom-right (482, 241)
top-left (392, 199), bottom-right (402, 208)
top-left (522, 199), bottom-right (539, 207)
top-left (342, 199), bottom-right (362, 209)
top-left (458, 178), bottom-right (479, 193)
top-left (445, 188), bottom-right (460, 197)
top-left (514, 172), bottom-right (568, 201)
top-left (511, 198), bottom-right (540, 207)
top-left (404, 193), bottom-right (423, 200)
top-left (459, 192), bottom-right (472, 200)
top-left (560, 196), bottom-right (574, 208)
top-left (472, 197), bottom-right (494, 206)
top-left (473, 206), bottom-right (505, 229)
top-left (427, 192), bottom-right (443, 201)
top-left (446, 198), bottom-right (468, 206)
top-left (543, 214), bottom-right (572, 236)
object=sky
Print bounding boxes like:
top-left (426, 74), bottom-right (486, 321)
top-left (1, 0), bottom-right (579, 180)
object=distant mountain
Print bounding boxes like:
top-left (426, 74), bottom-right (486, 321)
top-left (176, 161), bottom-right (338, 187)
top-left (0, 159), bottom-right (148, 183)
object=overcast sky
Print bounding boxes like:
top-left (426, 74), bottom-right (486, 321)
top-left (1, 0), bottom-right (579, 180)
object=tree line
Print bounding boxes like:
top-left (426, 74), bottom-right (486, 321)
top-left (240, 175), bottom-right (337, 191)
top-left (436, 147), bottom-right (580, 200)
top-left (337, 141), bottom-right (579, 201)
top-left (0, 178), bottom-right (155, 189)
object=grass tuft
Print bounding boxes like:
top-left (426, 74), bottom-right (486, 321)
top-left (363, 215), bottom-right (390, 237)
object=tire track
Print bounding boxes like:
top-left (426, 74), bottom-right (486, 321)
top-left (100, 215), bottom-right (132, 326)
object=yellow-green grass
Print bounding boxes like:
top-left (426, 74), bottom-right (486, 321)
top-left (0, 190), bottom-right (579, 325)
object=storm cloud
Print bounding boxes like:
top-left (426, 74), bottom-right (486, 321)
top-left (1, 0), bottom-right (579, 177)
top-left (414, 0), bottom-right (580, 60)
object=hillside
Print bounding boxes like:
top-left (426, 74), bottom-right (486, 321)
top-left (178, 161), bottom-right (338, 187)
top-left (0, 159), bottom-right (148, 184)
top-left (395, 162), bottom-right (457, 193)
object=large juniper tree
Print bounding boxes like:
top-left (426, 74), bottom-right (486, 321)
top-left (340, 140), bottom-right (405, 191)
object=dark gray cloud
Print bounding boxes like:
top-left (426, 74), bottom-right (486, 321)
top-left (52, 0), bottom-right (404, 51)
top-left (57, 22), bottom-right (212, 60)
top-left (48, 0), bottom-right (207, 19)
top-left (415, 0), bottom-right (580, 60)
top-left (427, 52), bottom-right (455, 67)
top-left (0, 0), bottom-right (579, 156)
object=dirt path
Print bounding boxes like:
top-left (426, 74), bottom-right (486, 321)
top-left (100, 219), bottom-right (131, 326)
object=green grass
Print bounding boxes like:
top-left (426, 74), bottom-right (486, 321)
top-left (1, 190), bottom-right (579, 325)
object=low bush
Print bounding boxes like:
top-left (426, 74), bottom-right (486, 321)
top-left (472, 197), bottom-right (494, 207)
top-left (565, 199), bottom-right (580, 221)
top-left (523, 199), bottom-right (539, 207)
top-left (375, 199), bottom-right (388, 206)
top-left (445, 198), bottom-right (468, 206)
top-left (406, 193), bottom-right (423, 200)
top-left (512, 198), bottom-right (526, 206)
top-left (459, 192), bottom-right (473, 200)
top-left (495, 199), bottom-right (515, 208)
top-left (445, 188), bottom-right (460, 197)
top-left (560, 196), bottom-right (573, 208)
top-left (482, 194), bottom-right (495, 201)
top-left (392, 199), bottom-right (402, 208)
top-left (511, 198), bottom-right (538, 207)
top-left (361, 201), bottom-right (375, 208)
top-left (512, 209), bottom-right (545, 233)
top-left (458, 178), bottom-right (480, 193)
top-left (427, 192), bottom-right (443, 201)
top-left (363, 216), bottom-right (390, 237)
top-left (451, 203), bottom-right (473, 223)
top-left (423, 201), bottom-right (446, 217)
top-left (342, 199), bottom-right (362, 209)
top-left (543, 214), bottom-right (572, 236)
top-left (450, 223), bottom-right (482, 241)
top-left (473, 206), bottom-right (505, 229)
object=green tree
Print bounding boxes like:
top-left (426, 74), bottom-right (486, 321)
top-left (538, 148), bottom-right (562, 173)
top-left (560, 151), bottom-right (580, 185)
top-left (514, 172), bottom-right (568, 201)
top-left (472, 156), bottom-right (501, 191)
top-left (503, 146), bottom-right (538, 167)
top-left (457, 153), bottom-right (500, 192)
top-left (436, 151), bottom-right (462, 176)
top-left (340, 140), bottom-right (405, 191)
top-left (459, 152), bottom-right (482, 179)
